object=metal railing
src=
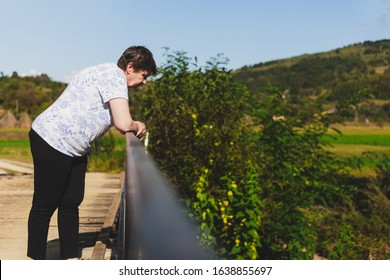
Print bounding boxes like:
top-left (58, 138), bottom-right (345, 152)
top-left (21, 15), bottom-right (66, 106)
top-left (117, 132), bottom-right (209, 260)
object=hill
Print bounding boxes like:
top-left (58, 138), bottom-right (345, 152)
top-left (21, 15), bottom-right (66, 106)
top-left (233, 39), bottom-right (390, 122)
top-left (0, 72), bottom-right (66, 119)
top-left (1, 40), bottom-right (390, 122)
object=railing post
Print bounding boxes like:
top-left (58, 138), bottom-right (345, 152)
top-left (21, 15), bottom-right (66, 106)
top-left (116, 185), bottom-right (126, 259)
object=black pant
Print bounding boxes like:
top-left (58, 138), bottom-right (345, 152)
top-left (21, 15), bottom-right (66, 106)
top-left (27, 129), bottom-right (87, 259)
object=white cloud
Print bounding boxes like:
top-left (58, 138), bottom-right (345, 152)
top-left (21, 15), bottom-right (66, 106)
top-left (20, 69), bottom-right (43, 77)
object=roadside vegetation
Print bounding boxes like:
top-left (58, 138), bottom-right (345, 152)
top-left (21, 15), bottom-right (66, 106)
top-left (133, 50), bottom-right (389, 260)
top-left (1, 39), bottom-right (389, 259)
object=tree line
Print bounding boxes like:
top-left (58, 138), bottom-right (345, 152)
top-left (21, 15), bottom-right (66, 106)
top-left (0, 72), bottom-right (66, 119)
top-left (234, 39), bottom-right (390, 124)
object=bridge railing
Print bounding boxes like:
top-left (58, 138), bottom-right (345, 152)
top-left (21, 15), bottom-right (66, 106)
top-left (117, 132), bottom-right (209, 260)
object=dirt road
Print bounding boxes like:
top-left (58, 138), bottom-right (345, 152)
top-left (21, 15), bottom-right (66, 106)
top-left (0, 159), bottom-right (33, 175)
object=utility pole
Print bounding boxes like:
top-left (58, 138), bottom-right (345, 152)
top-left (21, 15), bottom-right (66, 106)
top-left (15, 100), bottom-right (19, 117)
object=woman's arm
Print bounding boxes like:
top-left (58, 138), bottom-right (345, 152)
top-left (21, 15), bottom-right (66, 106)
top-left (109, 97), bottom-right (146, 139)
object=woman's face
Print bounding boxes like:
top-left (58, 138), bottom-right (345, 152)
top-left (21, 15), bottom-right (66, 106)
top-left (125, 63), bottom-right (149, 88)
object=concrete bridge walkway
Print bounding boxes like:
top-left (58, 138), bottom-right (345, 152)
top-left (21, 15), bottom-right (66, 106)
top-left (0, 162), bottom-right (121, 260)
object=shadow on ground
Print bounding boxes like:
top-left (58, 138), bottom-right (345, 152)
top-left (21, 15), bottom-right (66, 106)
top-left (46, 231), bottom-right (118, 260)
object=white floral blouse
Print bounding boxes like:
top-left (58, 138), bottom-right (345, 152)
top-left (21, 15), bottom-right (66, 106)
top-left (32, 63), bottom-right (128, 156)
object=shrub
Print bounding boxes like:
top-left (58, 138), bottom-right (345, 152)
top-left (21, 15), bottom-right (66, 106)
top-left (88, 130), bottom-right (125, 173)
top-left (137, 51), bottom-right (389, 260)
top-left (141, 50), bottom-right (253, 197)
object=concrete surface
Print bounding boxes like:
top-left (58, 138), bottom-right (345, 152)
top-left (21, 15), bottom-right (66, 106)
top-left (0, 167), bottom-right (121, 260)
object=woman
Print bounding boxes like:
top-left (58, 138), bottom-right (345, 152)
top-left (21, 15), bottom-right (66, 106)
top-left (27, 46), bottom-right (157, 259)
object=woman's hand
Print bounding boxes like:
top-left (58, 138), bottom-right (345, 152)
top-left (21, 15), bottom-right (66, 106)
top-left (135, 121), bottom-right (146, 140)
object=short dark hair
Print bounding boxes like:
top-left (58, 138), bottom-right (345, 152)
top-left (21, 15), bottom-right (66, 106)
top-left (117, 46), bottom-right (157, 76)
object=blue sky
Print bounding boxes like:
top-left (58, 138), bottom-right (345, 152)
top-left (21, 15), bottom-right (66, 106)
top-left (0, 0), bottom-right (389, 82)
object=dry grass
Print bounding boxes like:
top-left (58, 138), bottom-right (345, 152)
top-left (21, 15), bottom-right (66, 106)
top-left (326, 144), bottom-right (390, 157)
top-left (330, 122), bottom-right (390, 136)
top-left (0, 128), bottom-right (29, 140)
top-left (0, 144), bottom-right (32, 163)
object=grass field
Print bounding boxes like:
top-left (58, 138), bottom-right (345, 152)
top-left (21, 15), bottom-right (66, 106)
top-left (1, 124), bottom-right (389, 171)
top-left (324, 124), bottom-right (390, 157)
top-left (0, 128), bottom-right (29, 140)
top-left (325, 134), bottom-right (390, 147)
top-left (0, 139), bottom-right (32, 163)
top-left (322, 124), bottom-right (390, 176)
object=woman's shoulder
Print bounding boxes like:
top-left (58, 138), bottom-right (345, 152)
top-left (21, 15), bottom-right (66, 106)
top-left (80, 63), bottom-right (118, 74)
top-left (91, 63), bottom-right (124, 78)
top-left (71, 63), bottom-right (124, 83)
